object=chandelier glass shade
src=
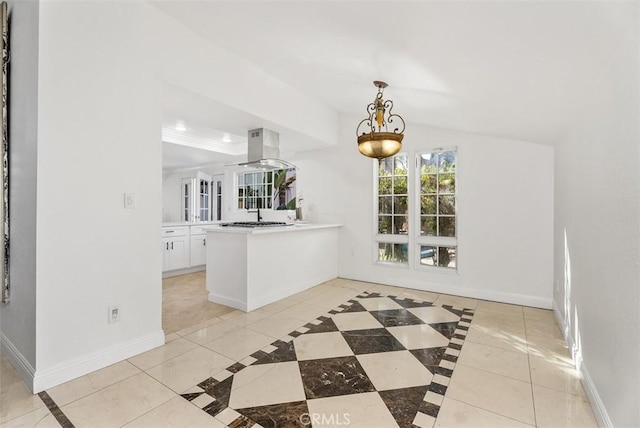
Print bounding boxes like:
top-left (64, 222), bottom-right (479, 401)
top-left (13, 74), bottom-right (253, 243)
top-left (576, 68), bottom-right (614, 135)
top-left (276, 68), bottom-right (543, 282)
top-left (356, 81), bottom-right (405, 159)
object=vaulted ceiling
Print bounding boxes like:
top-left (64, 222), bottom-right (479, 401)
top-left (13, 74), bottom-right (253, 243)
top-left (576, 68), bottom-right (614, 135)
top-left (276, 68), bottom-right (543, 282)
top-left (154, 1), bottom-right (634, 169)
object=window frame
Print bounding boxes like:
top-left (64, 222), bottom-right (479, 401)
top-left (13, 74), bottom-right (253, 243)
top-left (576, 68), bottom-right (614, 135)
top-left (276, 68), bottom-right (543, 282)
top-left (415, 148), bottom-right (459, 272)
top-left (235, 168), bottom-right (297, 213)
top-left (372, 148), bottom-right (459, 272)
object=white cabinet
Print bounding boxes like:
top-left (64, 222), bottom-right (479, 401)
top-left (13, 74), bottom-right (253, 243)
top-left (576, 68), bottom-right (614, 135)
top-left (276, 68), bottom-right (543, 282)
top-left (181, 172), bottom-right (212, 222)
top-left (161, 227), bottom-right (189, 271)
top-left (190, 225), bottom-right (207, 267)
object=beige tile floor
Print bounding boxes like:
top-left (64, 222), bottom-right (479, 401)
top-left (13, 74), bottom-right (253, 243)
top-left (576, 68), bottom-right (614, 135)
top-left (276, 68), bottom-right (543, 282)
top-left (0, 275), bottom-right (597, 427)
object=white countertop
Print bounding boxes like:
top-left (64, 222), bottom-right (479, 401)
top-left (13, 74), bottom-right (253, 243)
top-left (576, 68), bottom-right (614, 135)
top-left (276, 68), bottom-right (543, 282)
top-left (204, 223), bottom-right (342, 235)
top-left (162, 221), bottom-right (222, 227)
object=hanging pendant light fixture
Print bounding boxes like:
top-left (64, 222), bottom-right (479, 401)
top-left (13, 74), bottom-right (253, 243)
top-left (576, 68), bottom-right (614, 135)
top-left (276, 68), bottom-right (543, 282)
top-left (356, 81), bottom-right (405, 159)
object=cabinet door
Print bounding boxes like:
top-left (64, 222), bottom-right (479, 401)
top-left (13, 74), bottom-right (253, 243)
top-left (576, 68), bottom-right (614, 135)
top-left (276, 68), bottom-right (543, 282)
top-left (161, 239), bottom-right (171, 271)
top-left (190, 235), bottom-right (206, 266)
top-left (168, 237), bottom-right (188, 270)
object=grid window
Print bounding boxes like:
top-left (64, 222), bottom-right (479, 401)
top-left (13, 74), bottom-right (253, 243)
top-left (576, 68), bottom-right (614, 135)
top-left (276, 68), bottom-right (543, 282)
top-left (237, 169), bottom-right (296, 211)
top-left (419, 151), bottom-right (456, 237)
top-left (377, 155), bottom-right (409, 235)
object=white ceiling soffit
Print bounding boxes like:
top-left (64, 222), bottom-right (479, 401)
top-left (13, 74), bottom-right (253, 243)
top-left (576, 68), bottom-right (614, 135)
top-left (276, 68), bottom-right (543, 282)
top-left (151, 1), bottom-right (634, 146)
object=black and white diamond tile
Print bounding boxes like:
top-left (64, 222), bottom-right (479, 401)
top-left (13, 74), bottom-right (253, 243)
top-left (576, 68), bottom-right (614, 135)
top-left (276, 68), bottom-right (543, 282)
top-left (181, 291), bottom-right (474, 428)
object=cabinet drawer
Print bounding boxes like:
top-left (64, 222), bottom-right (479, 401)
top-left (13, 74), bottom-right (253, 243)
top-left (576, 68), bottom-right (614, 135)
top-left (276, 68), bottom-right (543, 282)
top-left (161, 226), bottom-right (188, 237)
top-left (190, 225), bottom-right (208, 235)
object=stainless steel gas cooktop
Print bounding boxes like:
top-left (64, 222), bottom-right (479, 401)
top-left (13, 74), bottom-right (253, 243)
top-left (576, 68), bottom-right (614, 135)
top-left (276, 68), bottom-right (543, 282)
top-left (220, 221), bottom-right (292, 228)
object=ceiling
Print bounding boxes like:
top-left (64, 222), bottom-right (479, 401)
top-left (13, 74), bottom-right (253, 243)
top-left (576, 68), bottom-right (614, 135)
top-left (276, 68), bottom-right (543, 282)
top-left (157, 1), bottom-right (632, 170)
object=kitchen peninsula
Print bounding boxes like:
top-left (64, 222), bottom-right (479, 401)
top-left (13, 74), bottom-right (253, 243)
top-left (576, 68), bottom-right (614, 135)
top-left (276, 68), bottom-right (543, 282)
top-left (205, 223), bottom-right (341, 311)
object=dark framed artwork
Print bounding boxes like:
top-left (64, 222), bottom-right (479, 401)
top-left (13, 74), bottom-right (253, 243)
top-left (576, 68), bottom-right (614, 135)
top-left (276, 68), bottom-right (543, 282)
top-left (1, 1), bottom-right (9, 303)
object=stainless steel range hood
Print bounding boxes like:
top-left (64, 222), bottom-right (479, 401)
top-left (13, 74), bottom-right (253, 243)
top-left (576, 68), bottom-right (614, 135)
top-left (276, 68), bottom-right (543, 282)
top-left (237, 128), bottom-right (296, 170)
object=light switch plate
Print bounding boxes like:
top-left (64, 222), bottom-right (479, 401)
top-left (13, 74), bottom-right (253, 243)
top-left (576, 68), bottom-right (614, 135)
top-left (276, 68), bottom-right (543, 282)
top-left (124, 193), bottom-right (135, 209)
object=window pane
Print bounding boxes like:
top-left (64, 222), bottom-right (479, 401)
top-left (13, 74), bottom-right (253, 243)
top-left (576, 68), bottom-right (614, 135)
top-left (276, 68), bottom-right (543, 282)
top-left (378, 216), bottom-right (392, 234)
top-left (421, 174), bottom-right (437, 194)
top-left (438, 216), bottom-right (456, 237)
top-left (394, 155), bottom-right (408, 173)
top-left (394, 244), bottom-right (409, 262)
top-left (420, 153), bottom-right (438, 172)
top-left (419, 246), bottom-right (437, 266)
top-left (439, 151), bottom-right (456, 172)
top-left (393, 216), bottom-right (408, 234)
top-left (393, 196), bottom-right (408, 215)
top-left (438, 173), bottom-right (455, 193)
top-left (437, 246), bottom-right (456, 268)
top-left (378, 242), bottom-right (392, 261)
top-left (438, 195), bottom-right (456, 215)
top-left (379, 177), bottom-right (392, 195)
top-left (379, 196), bottom-right (392, 214)
top-left (421, 195), bottom-right (436, 215)
top-left (378, 158), bottom-right (393, 176)
top-left (393, 175), bottom-right (407, 194)
top-left (421, 216), bottom-right (437, 236)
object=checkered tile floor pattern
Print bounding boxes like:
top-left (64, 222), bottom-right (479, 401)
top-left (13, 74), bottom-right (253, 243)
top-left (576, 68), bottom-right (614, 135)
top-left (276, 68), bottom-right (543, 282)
top-left (179, 292), bottom-right (474, 427)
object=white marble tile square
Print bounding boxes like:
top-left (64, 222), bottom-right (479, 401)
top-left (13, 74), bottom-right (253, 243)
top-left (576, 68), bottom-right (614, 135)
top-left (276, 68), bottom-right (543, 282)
top-left (279, 302), bottom-right (329, 323)
top-left (432, 374), bottom-right (450, 386)
top-left (425, 391), bottom-right (444, 406)
top-left (145, 347), bottom-right (234, 393)
top-left (183, 320), bottom-right (241, 345)
top-left (532, 384), bottom-right (597, 428)
top-left (446, 364), bottom-right (535, 425)
top-left (228, 362), bottom-right (305, 409)
top-left (408, 307), bottom-right (461, 324)
top-left (214, 408), bottom-right (243, 425)
top-left (0, 357), bottom-right (47, 424)
top-left (203, 328), bottom-right (276, 361)
top-left (61, 373), bottom-right (176, 428)
top-left (357, 297), bottom-right (404, 311)
top-left (475, 300), bottom-right (524, 317)
top-left (413, 411), bottom-right (437, 428)
top-left (224, 309), bottom-right (273, 327)
top-left (128, 338), bottom-right (199, 371)
top-left (306, 391), bottom-right (397, 428)
top-left (331, 312), bottom-right (384, 331)
top-left (457, 341), bottom-right (530, 382)
top-left (471, 311), bottom-right (525, 335)
top-left (213, 370), bottom-right (233, 382)
top-left (190, 393), bottom-right (215, 409)
top-left (529, 354), bottom-right (586, 397)
top-left (440, 360), bottom-right (456, 370)
top-left (357, 351), bottom-right (433, 391)
top-left (464, 325), bottom-right (528, 354)
top-left (435, 397), bottom-right (534, 428)
top-left (387, 325), bottom-right (450, 349)
top-left (0, 407), bottom-right (60, 428)
top-left (294, 331), bottom-right (354, 361)
top-left (123, 396), bottom-right (224, 427)
top-left (247, 313), bottom-right (305, 338)
top-left (47, 360), bottom-right (141, 407)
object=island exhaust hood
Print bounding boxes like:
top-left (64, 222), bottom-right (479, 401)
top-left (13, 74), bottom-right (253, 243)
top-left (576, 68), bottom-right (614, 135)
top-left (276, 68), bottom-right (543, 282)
top-left (237, 128), bottom-right (296, 170)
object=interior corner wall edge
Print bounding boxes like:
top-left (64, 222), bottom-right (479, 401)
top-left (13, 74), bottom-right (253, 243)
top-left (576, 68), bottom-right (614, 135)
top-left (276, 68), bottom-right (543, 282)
top-left (0, 0), bottom-right (40, 388)
top-left (552, 3), bottom-right (640, 425)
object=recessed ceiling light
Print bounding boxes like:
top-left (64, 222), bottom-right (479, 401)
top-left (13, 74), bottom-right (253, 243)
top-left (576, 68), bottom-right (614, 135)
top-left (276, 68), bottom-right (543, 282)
top-left (174, 120), bottom-right (186, 132)
top-left (222, 133), bottom-right (232, 143)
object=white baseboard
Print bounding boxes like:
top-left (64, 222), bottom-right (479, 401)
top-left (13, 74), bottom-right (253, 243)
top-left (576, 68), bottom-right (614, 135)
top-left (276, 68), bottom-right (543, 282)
top-left (551, 300), bottom-right (612, 428)
top-left (339, 275), bottom-right (552, 309)
top-left (32, 330), bottom-right (165, 393)
top-left (162, 265), bottom-right (204, 279)
top-left (208, 293), bottom-right (247, 311)
top-left (0, 331), bottom-right (36, 393)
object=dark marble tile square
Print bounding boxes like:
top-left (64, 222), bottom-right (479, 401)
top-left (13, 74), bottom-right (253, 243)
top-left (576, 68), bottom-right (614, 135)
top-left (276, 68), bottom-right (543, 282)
top-left (379, 386), bottom-right (430, 427)
top-left (428, 321), bottom-right (459, 339)
top-left (341, 328), bottom-right (406, 354)
top-left (370, 309), bottom-right (426, 327)
top-left (339, 301), bottom-right (369, 313)
top-left (252, 340), bottom-right (297, 365)
top-left (410, 347), bottom-right (447, 372)
top-left (226, 362), bottom-right (246, 373)
top-left (236, 401), bottom-right (309, 428)
top-left (201, 376), bottom-right (233, 417)
top-left (303, 317), bottom-right (339, 334)
top-left (298, 356), bottom-right (376, 399)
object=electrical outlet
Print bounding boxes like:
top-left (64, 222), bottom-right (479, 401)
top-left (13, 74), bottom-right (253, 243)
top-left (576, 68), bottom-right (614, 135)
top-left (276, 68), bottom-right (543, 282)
top-left (124, 193), bottom-right (135, 209)
top-left (108, 305), bottom-right (121, 324)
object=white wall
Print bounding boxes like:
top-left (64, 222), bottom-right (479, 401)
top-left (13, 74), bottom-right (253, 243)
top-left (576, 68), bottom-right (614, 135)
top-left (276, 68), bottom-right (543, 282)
top-left (292, 115), bottom-right (554, 308)
top-left (553, 3), bottom-right (640, 426)
top-left (34, 1), bottom-right (165, 390)
top-left (0, 0), bottom-right (39, 385)
top-left (27, 0), bottom-right (342, 391)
